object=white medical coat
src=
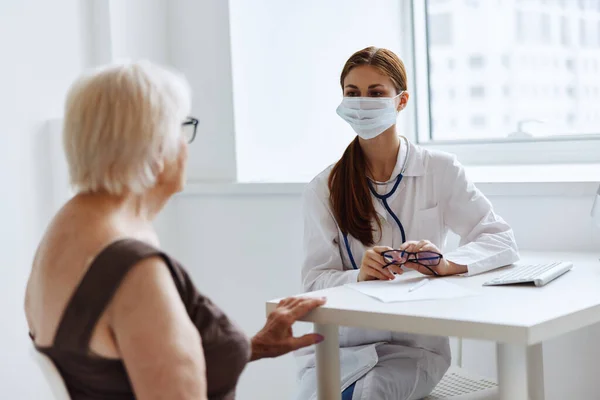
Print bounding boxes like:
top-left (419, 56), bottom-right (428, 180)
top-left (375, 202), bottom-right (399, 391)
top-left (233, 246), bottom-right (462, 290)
top-left (297, 141), bottom-right (519, 400)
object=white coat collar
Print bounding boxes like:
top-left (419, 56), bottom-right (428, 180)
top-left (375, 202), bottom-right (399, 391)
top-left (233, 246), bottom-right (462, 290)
top-left (369, 139), bottom-right (426, 221)
top-left (369, 138), bottom-right (426, 186)
top-left (402, 140), bottom-right (427, 177)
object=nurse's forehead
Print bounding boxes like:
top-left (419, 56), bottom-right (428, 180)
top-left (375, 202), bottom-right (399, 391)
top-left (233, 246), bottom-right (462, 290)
top-left (343, 65), bottom-right (395, 88)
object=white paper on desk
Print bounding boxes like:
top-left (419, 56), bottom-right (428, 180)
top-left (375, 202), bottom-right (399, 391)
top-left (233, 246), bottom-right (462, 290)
top-left (345, 273), bottom-right (478, 303)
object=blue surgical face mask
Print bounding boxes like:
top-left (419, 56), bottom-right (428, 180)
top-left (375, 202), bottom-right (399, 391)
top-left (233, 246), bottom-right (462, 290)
top-left (336, 92), bottom-right (403, 140)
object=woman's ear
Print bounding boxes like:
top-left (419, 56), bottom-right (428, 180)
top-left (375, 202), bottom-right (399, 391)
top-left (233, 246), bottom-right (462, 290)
top-left (397, 91), bottom-right (410, 111)
top-left (153, 158), bottom-right (166, 182)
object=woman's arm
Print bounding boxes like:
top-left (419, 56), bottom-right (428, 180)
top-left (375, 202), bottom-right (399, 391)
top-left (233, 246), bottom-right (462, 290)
top-left (109, 257), bottom-right (208, 400)
top-left (440, 155), bottom-right (520, 276)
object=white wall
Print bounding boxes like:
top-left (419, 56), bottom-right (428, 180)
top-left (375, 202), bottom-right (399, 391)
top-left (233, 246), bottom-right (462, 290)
top-left (109, 0), bottom-right (170, 65)
top-left (159, 184), bottom-right (600, 400)
top-left (169, 0), bottom-right (238, 182)
top-left (0, 0), bottom-right (89, 396)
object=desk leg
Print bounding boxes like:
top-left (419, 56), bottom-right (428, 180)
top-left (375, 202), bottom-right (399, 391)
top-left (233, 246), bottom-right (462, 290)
top-left (315, 323), bottom-right (341, 400)
top-left (527, 343), bottom-right (545, 400)
top-left (497, 343), bottom-right (528, 400)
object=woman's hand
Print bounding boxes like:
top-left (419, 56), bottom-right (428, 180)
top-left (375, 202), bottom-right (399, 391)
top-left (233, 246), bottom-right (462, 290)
top-left (399, 240), bottom-right (467, 276)
top-left (358, 246), bottom-right (404, 282)
top-left (250, 297), bottom-right (326, 361)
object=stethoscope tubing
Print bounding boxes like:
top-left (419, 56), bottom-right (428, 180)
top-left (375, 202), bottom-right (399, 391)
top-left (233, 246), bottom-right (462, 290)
top-left (343, 137), bottom-right (410, 270)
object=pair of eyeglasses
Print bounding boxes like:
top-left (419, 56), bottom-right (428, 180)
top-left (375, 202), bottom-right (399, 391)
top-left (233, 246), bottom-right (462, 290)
top-left (182, 117), bottom-right (199, 144)
top-left (381, 250), bottom-right (443, 276)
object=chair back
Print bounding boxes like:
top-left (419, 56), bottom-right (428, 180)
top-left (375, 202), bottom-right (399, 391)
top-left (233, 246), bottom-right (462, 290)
top-left (29, 346), bottom-right (71, 400)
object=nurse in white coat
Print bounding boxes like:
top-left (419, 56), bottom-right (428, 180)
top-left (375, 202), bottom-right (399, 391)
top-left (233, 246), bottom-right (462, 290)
top-left (297, 47), bottom-right (519, 400)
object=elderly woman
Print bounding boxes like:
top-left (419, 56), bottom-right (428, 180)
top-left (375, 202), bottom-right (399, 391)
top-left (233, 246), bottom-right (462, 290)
top-left (24, 61), bottom-right (324, 399)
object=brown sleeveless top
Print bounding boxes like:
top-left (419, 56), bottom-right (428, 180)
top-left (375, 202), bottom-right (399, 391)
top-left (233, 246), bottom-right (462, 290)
top-left (31, 239), bottom-right (250, 400)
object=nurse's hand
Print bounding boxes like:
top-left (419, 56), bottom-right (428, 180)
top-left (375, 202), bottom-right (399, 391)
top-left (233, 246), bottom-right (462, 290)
top-left (399, 240), bottom-right (467, 276)
top-left (250, 297), bottom-right (326, 361)
top-left (358, 246), bottom-right (404, 282)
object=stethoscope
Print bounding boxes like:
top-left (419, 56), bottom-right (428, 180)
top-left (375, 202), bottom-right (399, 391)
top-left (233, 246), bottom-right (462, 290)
top-left (343, 136), bottom-right (411, 270)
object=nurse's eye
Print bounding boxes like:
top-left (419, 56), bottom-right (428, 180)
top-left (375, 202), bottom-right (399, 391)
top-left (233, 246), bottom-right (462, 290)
top-left (369, 91), bottom-right (384, 97)
top-left (345, 91), bottom-right (359, 97)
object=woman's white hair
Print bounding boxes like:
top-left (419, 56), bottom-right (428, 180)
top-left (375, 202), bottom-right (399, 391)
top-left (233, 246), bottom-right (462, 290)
top-left (63, 60), bottom-right (191, 195)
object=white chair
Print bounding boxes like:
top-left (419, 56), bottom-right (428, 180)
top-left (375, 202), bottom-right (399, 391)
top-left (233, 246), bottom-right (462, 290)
top-left (29, 346), bottom-right (71, 400)
top-left (424, 366), bottom-right (499, 400)
top-left (422, 337), bottom-right (498, 399)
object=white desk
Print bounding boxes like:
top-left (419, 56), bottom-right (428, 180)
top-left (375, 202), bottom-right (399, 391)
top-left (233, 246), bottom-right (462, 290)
top-left (266, 252), bottom-right (600, 400)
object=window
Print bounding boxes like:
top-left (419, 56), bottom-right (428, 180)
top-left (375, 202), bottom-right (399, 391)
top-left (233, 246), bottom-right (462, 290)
top-left (580, 18), bottom-right (588, 47)
top-left (516, 11), bottom-right (525, 41)
top-left (416, 0), bottom-right (600, 163)
top-left (566, 58), bottom-right (575, 70)
top-left (469, 55), bottom-right (485, 68)
top-left (516, 10), bottom-right (556, 45)
top-left (541, 13), bottom-right (551, 43)
top-left (465, 0), bottom-right (481, 7)
top-left (424, 0), bottom-right (600, 141)
top-left (470, 115), bottom-right (486, 127)
top-left (428, 13), bottom-right (453, 46)
top-left (561, 16), bottom-right (570, 46)
top-left (470, 86), bottom-right (485, 98)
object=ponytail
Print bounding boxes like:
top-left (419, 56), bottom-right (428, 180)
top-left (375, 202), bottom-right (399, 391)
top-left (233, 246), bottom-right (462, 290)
top-left (328, 137), bottom-right (379, 246)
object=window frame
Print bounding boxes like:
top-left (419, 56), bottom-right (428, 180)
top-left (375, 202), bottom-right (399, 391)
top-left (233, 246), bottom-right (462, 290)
top-left (406, 0), bottom-right (600, 166)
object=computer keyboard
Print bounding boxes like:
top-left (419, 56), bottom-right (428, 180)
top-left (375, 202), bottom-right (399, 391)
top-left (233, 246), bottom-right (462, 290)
top-left (483, 261), bottom-right (573, 287)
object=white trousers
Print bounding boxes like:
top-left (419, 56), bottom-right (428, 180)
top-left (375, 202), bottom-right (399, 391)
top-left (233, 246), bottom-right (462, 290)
top-left (296, 343), bottom-right (450, 400)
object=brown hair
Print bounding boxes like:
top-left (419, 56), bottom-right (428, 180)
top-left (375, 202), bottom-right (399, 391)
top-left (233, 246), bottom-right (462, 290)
top-left (328, 47), bottom-right (408, 246)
